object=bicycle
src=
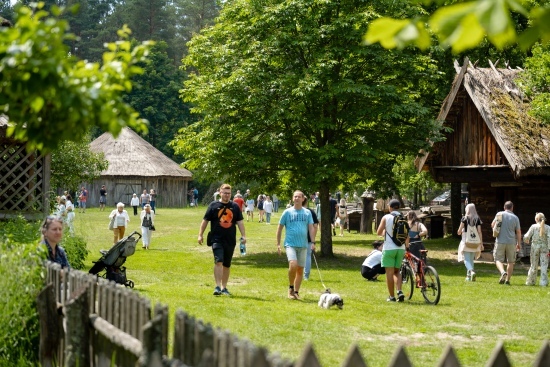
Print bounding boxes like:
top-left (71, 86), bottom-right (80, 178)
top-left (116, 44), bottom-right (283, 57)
top-left (400, 247), bottom-right (441, 305)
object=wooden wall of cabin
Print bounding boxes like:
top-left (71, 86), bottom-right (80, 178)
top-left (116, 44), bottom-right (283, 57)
top-left (469, 182), bottom-right (550, 245)
top-left (83, 178), bottom-right (190, 209)
top-left (436, 97), bottom-right (507, 167)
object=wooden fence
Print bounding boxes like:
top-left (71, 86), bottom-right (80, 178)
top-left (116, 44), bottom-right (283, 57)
top-left (39, 261), bottom-right (550, 367)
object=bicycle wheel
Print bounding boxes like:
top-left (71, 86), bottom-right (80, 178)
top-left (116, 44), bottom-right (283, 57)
top-left (400, 263), bottom-right (414, 300)
top-left (421, 266), bottom-right (441, 305)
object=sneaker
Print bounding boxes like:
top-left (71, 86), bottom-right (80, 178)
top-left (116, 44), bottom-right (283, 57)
top-left (213, 286), bottom-right (222, 296)
top-left (499, 272), bottom-right (507, 284)
top-left (303, 276), bottom-right (309, 281)
top-left (221, 288), bottom-right (231, 296)
top-left (367, 278), bottom-right (380, 282)
top-left (470, 271), bottom-right (476, 281)
top-left (505, 280), bottom-right (510, 285)
top-left (397, 290), bottom-right (405, 302)
top-left (293, 291), bottom-right (300, 300)
top-left (387, 296), bottom-right (396, 302)
top-left (288, 288), bottom-right (296, 299)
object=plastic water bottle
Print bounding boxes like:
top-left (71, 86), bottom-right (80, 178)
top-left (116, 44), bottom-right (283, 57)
top-left (240, 237), bottom-right (246, 256)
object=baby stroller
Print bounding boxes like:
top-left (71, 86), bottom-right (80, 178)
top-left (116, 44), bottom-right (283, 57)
top-left (89, 231), bottom-right (140, 288)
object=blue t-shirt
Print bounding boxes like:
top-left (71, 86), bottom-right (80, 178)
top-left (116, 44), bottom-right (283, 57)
top-left (279, 207), bottom-right (313, 248)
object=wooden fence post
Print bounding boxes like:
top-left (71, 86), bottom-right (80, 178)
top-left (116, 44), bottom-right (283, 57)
top-left (486, 341), bottom-right (511, 367)
top-left (436, 345), bottom-right (461, 367)
top-left (341, 344), bottom-right (367, 367)
top-left (294, 343), bottom-right (321, 367)
top-left (64, 285), bottom-right (90, 367)
top-left (154, 302), bottom-right (169, 357)
top-left (139, 314), bottom-right (164, 367)
top-left (388, 345), bottom-right (412, 367)
top-left (534, 341), bottom-right (550, 367)
top-left (36, 283), bottom-right (61, 367)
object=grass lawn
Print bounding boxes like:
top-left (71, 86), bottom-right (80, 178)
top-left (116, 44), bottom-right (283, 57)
top-left (74, 206), bottom-right (549, 367)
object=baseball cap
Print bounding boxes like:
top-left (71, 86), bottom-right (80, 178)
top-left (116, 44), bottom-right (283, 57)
top-left (389, 199), bottom-right (400, 209)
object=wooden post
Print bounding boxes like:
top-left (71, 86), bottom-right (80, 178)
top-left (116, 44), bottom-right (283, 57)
top-left (64, 285), bottom-right (90, 367)
top-left (139, 315), bottom-right (164, 367)
top-left (36, 283), bottom-right (61, 367)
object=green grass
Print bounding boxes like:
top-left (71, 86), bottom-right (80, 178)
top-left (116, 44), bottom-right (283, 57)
top-left (75, 207), bottom-right (549, 367)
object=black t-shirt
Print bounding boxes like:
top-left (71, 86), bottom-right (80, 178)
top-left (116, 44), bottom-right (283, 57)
top-left (204, 201), bottom-right (243, 245)
top-left (306, 208), bottom-right (319, 243)
top-left (461, 217), bottom-right (482, 234)
top-left (100, 189), bottom-right (106, 197)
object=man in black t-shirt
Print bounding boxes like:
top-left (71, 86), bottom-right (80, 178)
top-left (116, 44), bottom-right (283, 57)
top-left (198, 183), bottom-right (246, 296)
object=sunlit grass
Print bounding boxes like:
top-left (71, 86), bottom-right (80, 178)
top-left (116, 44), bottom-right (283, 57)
top-left (74, 206), bottom-right (548, 367)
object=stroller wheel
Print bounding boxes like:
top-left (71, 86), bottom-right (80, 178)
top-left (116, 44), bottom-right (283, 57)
top-left (126, 280), bottom-right (134, 289)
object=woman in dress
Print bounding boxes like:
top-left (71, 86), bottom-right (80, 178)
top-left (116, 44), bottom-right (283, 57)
top-left (457, 203), bottom-right (483, 281)
top-left (140, 204), bottom-right (155, 250)
top-left (65, 194), bottom-right (75, 234)
top-left (40, 216), bottom-right (70, 269)
top-left (109, 202), bottom-right (130, 244)
top-left (523, 212), bottom-right (550, 286)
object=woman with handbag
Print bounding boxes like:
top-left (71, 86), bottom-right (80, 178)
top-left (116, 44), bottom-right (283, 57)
top-left (140, 204), bottom-right (155, 250)
top-left (109, 202), bottom-right (130, 244)
top-left (457, 203), bottom-right (483, 281)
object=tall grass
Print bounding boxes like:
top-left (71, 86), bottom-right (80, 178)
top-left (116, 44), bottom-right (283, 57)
top-left (76, 206), bottom-right (547, 367)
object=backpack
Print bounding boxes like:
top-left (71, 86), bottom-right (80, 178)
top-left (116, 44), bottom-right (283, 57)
top-left (389, 213), bottom-right (409, 246)
top-left (493, 213), bottom-right (503, 237)
top-left (338, 205), bottom-right (347, 218)
top-left (465, 220), bottom-right (481, 249)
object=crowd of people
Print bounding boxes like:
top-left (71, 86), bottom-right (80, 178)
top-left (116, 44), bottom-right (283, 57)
top-left (44, 183), bottom-right (549, 302)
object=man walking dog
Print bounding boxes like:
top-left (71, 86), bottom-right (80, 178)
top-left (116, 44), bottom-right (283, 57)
top-left (276, 190), bottom-right (315, 300)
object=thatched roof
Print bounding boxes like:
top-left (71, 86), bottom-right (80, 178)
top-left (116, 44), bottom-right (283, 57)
top-left (418, 57), bottom-right (550, 178)
top-left (90, 127), bottom-right (192, 179)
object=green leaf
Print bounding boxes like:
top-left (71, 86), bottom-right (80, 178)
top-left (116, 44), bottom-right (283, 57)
top-left (364, 18), bottom-right (410, 49)
top-left (30, 96), bottom-right (44, 112)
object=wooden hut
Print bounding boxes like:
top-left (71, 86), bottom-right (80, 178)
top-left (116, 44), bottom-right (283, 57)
top-left (0, 116), bottom-right (51, 220)
top-left (417, 58), bottom-right (550, 244)
top-left (88, 128), bottom-right (192, 208)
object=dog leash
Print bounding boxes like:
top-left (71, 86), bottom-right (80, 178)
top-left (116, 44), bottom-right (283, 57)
top-left (312, 251), bottom-right (328, 290)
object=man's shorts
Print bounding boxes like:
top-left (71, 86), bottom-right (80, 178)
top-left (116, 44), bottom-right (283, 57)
top-left (212, 242), bottom-right (236, 268)
top-left (285, 246), bottom-right (308, 268)
top-left (381, 248), bottom-right (406, 268)
top-left (494, 243), bottom-right (516, 263)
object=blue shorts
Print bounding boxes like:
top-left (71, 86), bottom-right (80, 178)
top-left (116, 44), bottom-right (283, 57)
top-left (381, 249), bottom-right (405, 268)
top-left (285, 246), bottom-right (307, 267)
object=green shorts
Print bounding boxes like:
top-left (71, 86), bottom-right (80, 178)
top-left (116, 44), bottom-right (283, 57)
top-left (381, 249), bottom-right (406, 268)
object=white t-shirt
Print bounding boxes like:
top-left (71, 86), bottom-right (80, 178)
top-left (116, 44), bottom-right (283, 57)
top-left (362, 250), bottom-right (382, 268)
top-left (382, 211), bottom-right (404, 250)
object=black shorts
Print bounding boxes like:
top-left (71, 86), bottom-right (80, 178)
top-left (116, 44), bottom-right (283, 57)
top-left (212, 242), bottom-right (236, 268)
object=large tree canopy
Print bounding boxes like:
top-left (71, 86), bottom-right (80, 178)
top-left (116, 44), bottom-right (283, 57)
top-left (174, 0), bottom-right (446, 255)
top-left (0, 4), bottom-right (152, 152)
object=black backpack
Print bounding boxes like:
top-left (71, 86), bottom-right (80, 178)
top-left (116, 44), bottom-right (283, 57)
top-left (389, 213), bottom-right (410, 246)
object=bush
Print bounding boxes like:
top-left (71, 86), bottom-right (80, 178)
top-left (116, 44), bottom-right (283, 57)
top-left (62, 230), bottom-right (89, 270)
top-left (0, 238), bottom-right (45, 366)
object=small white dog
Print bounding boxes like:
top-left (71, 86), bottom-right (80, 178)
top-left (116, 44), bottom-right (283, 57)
top-left (318, 289), bottom-right (344, 309)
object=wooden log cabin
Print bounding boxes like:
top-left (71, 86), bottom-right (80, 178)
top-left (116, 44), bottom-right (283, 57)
top-left (417, 58), bottom-right (550, 245)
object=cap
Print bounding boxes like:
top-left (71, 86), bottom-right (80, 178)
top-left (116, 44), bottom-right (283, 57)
top-left (389, 199), bottom-right (400, 209)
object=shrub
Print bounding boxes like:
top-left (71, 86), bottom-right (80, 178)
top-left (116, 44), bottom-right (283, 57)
top-left (61, 230), bottom-right (89, 270)
top-left (0, 239), bottom-right (45, 366)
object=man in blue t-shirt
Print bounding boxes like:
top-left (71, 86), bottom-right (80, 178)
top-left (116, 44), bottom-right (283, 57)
top-left (276, 190), bottom-right (315, 300)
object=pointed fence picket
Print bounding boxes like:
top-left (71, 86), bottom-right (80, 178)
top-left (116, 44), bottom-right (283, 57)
top-left (38, 262), bottom-right (549, 367)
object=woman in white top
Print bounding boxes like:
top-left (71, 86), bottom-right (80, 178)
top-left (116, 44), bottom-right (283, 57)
top-left (523, 212), bottom-right (550, 286)
top-left (140, 204), bottom-right (155, 249)
top-left (130, 193), bottom-right (140, 216)
top-left (109, 202), bottom-right (130, 244)
top-left (457, 203), bottom-right (483, 281)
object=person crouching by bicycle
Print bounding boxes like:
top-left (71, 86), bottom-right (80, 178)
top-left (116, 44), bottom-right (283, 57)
top-left (361, 241), bottom-right (385, 281)
top-left (407, 211), bottom-right (428, 262)
top-left (376, 199), bottom-right (409, 302)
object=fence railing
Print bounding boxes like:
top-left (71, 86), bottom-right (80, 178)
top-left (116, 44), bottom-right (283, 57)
top-left (39, 261), bottom-right (550, 367)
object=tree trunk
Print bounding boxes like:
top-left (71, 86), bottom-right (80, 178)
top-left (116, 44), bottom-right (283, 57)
top-left (451, 183), bottom-right (462, 238)
top-left (319, 182), bottom-right (334, 257)
top-left (360, 197), bottom-right (374, 234)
